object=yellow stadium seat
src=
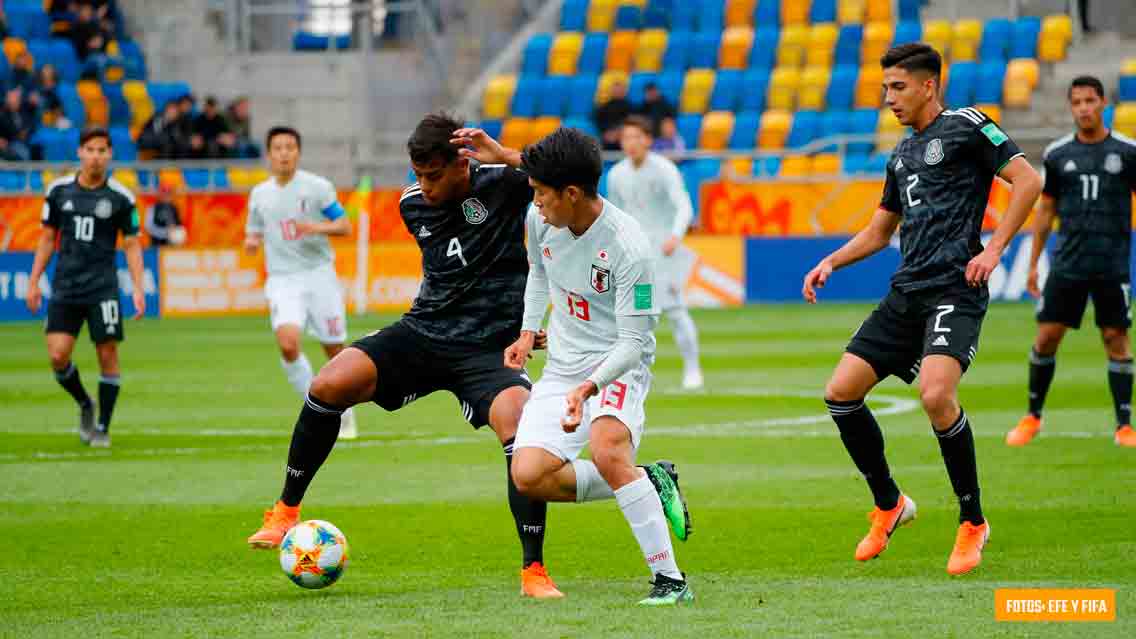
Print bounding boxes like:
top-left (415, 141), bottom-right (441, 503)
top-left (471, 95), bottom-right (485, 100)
top-left (76, 80), bottom-right (101, 101)
top-left (806, 23), bottom-right (839, 67)
top-left (605, 30), bottom-right (637, 72)
top-left (877, 108), bottom-right (904, 150)
top-left (798, 66), bottom-right (830, 110)
top-left (758, 110), bottom-right (793, 149)
top-left (482, 75), bottom-right (516, 119)
top-left (1039, 15), bottom-right (1073, 63)
top-left (531, 116), bottom-right (561, 143)
top-left (777, 24), bottom-right (808, 68)
top-left (725, 0), bottom-right (757, 28)
top-left (865, 0), bottom-right (891, 22)
top-left (122, 80), bottom-right (148, 101)
top-left (728, 157), bottom-right (754, 177)
top-left (720, 26), bottom-right (754, 70)
top-left (596, 70), bottom-right (630, 103)
top-left (548, 33), bottom-right (584, 76)
top-left (501, 118), bottom-right (534, 149)
top-left (111, 169), bottom-right (140, 192)
top-left (976, 103), bottom-right (1002, 123)
top-left (812, 153), bottom-right (842, 175)
top-left (587, 0), bottom-right (618, 32)
top-left (862, 21), bottom-right (893, 67)
top-left (700, 111), bottom-right (735, 150)
top-left (781, 0), bottom-right (809, 25)
top-left (158, 168), bottom-right (185, 191)
top-left (838, 0), bottom-right (865, 24)
top-left (634, 29), bottom-right (668, 72)
top-left (855, 64), bottom-right (884, 108)
top-left (1115, 104), bottom-right (1136, 138)
top-left (780, 155), bottom-right (811, 176)
top-left (951, 19), bottom-right (982, 62)
top-left (923, 19), bottom-right (952, 57)
top-left (3, 37), bottom-right (26, 65)
top-left (1123, 58), bottom-right (1136, 75)
top-left (1003, 82), bottom-right (1032, 109)
top-left (1006, 58), bottom-right (1040, 89)
top-left (768, 67), bottom-right (801, 110)
top-left (680, 69), bottom-right (716, 113)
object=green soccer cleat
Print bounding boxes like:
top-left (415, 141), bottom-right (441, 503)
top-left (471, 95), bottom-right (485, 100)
top-left (78, 402), bottom-right (96, 444)
top-left (638, 573), bottom-right (694, 606)
top-left (644, 461), bottom-right (692, 541)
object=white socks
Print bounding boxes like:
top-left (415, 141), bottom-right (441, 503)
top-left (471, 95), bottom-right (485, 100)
top-left (572, 459), bottom-right (615, 502)
top-left (666, 307), bottom-right (701, 375)
top-left (615, 474), bottom-right (682, 579)
top-left (281, 354), bottom-right (313, 398)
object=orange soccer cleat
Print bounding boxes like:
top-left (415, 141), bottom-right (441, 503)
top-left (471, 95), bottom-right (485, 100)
top-left (947, 520), bottom-right (990, 576)
top-left (247, 501), bottom-right (300, 549)
top-left (520, 562), bottom-right (565, 599)
top-left (855, 494), bottom-right (917, 561)
top-left (1115, 425), bottom-right (1136, 447)
top-left (1006, 415), bottom-right (1042, 447)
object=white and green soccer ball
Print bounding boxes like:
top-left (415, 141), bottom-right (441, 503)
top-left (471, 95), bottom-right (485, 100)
top-left (279, 520), bottom-right (349, 589)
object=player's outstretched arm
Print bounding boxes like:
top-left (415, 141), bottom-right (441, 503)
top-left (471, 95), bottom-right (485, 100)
top-left (26, 226), bottom-right (57, 314)
top-left (123, 235), bottom-right (146, 319)
top-left (802, 208), bottom-right (901, 303)
top-left (295, 216), bottom-right (351, 238)
top-left (966, 156), bottom-right (1043, 288)
top-left (450, 128), bottom-right (522, 168)
top-left (1027, 195), bottom-right (1056, 298)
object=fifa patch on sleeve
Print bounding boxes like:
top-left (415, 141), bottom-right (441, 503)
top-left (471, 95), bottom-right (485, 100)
top-left (131, 209), bottom-right (140, 228)
top-left (634, 284), bottom-right (653, 310)
top-left (980, 123), bottom-right (1008, 146)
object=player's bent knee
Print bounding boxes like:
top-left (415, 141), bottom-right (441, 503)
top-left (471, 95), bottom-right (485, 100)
top-left (919, 383), bottom-right (955, 417)
top-left (823, 379), bottom-right (864, 404)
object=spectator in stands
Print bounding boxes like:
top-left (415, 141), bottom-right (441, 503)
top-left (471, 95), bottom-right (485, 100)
top-left (35, 65), bottom-right (70, 128)
top-left (0, 88), bottom-right (35, 161)
top-left (652, 116), bottom-right (685, 153)
top-left (0, 7), bottom-right (8, 40)
top-left (193, 96), bottom-right (236, 158)
top-left (145, 184), bottom-right (186, 246)
top-left (69, 3), bottom-right (106, 60)
top-left (635, 82), bottom-right (676, 136)
top-left (226, 96), bottom-right (261, 158)
top-left (10, 52), bottom-right (38, 95)
top-left (593, 80), bottom-right (632, 150)
top-left (138, 100), bottom-right (190, 159)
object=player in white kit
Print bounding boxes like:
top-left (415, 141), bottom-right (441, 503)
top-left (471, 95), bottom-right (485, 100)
top-left (606, 116), bottom-right (703, 390)
top-left (498, 128), bottom-right (694, 606)
top-left (243, 126), bottom-right (357, 438)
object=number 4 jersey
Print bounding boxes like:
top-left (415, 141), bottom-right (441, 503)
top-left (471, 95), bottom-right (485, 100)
top-left (881, 107), bottom-right (1024, 293)
top-left (42, 174), bottom-right (138, 304)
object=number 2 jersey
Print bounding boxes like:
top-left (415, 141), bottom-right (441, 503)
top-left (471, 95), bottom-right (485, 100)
top-left (881, 107), bottom-right (1024, 293)
top-left (42, 174), bottom-right (138, 304)
top-left (398, 164), bottom-right (533, 349)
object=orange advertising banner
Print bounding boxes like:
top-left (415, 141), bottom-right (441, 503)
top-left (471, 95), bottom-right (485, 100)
top-left (995, 588), bottom-right (1116, 622)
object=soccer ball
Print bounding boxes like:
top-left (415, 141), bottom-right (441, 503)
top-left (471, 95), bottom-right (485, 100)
top-left (278, 520), bottom-right (349, 589)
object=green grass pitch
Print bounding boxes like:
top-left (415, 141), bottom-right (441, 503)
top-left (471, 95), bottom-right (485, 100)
top-left (1, 303), bottom-right (1132, 638)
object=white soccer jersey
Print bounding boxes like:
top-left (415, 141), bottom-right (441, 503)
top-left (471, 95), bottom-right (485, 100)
top-left (245, 169), bottom-right (343, 276)
top-left (605, 152), bottom-right (694, 252)
top-left (523, 199), bottom-right (659, 378)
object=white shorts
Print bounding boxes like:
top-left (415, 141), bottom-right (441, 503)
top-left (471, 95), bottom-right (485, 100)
top-left (656, 249), bottom-right (694, 312)
top-left (264, 264), bottom-right (347, 344)
top-left (514, 364), bottom-right (652, 461)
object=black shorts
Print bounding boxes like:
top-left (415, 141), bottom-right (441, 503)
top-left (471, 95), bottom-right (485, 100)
top-left (1037, 274), bottom-right (1131, 330)
top-left (45, 296), bottom-right (124, 343)
top-left (350, 320), bottom-right (532, 428)
top-left (846, 283), bottom-right (988, 384)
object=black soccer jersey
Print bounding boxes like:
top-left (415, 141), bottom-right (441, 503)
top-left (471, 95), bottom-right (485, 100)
top-left (398, 164), bottom-right (533, 348)
top-left (881, 107), bottom-right (1024, 293)
top-left (1041, 131), bottom-right (1136, 280)
top-left (42, 174), bottom-right (139, 303)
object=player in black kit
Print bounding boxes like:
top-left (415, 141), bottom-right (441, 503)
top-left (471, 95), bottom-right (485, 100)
top-left (246, 113), bottom-right (566, 598)
top-left (801, 44), bottom-right (1043, 575)
top-left (1007, 76), bottom-right (1136, 449)
top-left (26, 127), bottom-right (145, 449)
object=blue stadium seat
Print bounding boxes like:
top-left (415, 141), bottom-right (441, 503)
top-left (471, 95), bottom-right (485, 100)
top-left (1104, 104), bottom-right (1115, 128)
top-left (35, 127), bottom-right (80, 162)
top-left (521, 34), bottom-right (552, 76)
top-left (7, 7), bottom-right (52, 40)
top-left (980, 18), bottom-right (1011, 61)
top-left (835, 24), bottom-right (863, 65)
top-left (480, 119), bottom-right (503, 140)
top-left (560, 0), bottom-right (588, 31)
top-left (29, 170), bottom-right (43, 191)
top-left (749, 27), bottom-right (778, 70)
top-left (697, 0), bottom-right (725, 33)
top-left (565, 74), bottom-right (599, 118)
top-left (848, 108), bottom-right (878, 155)
top-left (975, 61), bottom-right (1007, 103)
top-left (786, 110), bottom-right (821, 149)
top-left (184, 169), bottom-right (210, 190)
top-left (104, 83), bottom-right (131, 126)
top-left (893, 21), bottom-right (922, 47)
top-left (49, 39), bottom-right (81, 82)
top-left (644, 0), bottom-right (673, 28)
top-left (709, 69), bottom-right (743, 111)
top-left (672, 1), bottom-right (698, 31)
top-left (579, 32), bottom-right (609, 74)
top-left (842, 152), bottom-right (870, 175)
top-left (0, 170), bottom-right (28, 192)
top-left (825, 65), bottom-right (857, 110)
top-left (26, 39), bottom-right (53, 71)
top-left (109, 126), bottom-right (136, 161)
top-left (866, 153), bottom-right (891, 174)
top-left (615, 5), bottom-right (643, 30)
top-left (292, 32), bottom-right (350, 50)
top-left (676, 114), bottom-right (703, 149)
top-left (739, 68), bottom-right (771, 111)
top-left (0, 54), bottom-right (9, 86)
top-left (756, 157), bottom-right (781, 177)
top-left (730, 111), bottom-right (761, 149)
top-left (536, 76), bottom-right (568, 116)
top-left (117, 40), bottom-right (147, 80)
top-left (819, 109), bottom-right (852, 152)
top-left (57, 83), bottom-right (86, 126)
top-left (656, 69), bottom-right (684, 105)
top-left (690, 31), bottom-right (721, 69)
top-left (681, 159), bottom-right (720, 209)
top-left (944, 61), bottom-right (977, 108)
top-left (511, 74), bottom-right (541, 117)
top-left (1120, 76), bottom-right (1136, 102)
top-left (662, 31), bottom-right (693, 70)
top-left (563, 117), bottom-right (600, 138)
top-left (897, 0), bottom-right (922, 21)
top-left (1010, 17), bottom-right (1041, 59)
top-left (212, 169), bottom-right (231, 190)
top-left (755, 0), bottom-right (779, 26)
top-left (629, 72), bottom-right (659, 108)
top-left (810, 0), bottom-right (836, 23)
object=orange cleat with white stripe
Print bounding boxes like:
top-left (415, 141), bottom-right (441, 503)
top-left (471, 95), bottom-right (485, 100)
top-left (947, 521), bottom-right (990, 575)
top-left (247, 501), bottom-right (300, 549)
top-left (854, 494), bottom-right (917, 561)
top-left (520, 562), bottom-right (564, 599)
top-left (1006, 415), bottom-right (1042, 447)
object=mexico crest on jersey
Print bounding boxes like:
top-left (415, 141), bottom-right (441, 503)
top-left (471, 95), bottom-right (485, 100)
top-left (591, 264), bottom-right (611, 294)
top-left (94, 198), bottom-right (113, 219)
top-left (461, 198), bottom-right (489, 224)
top-left (1105, 153), bottom-right (1123, 175)
top-left (923, 138), bottom-right (944, 165)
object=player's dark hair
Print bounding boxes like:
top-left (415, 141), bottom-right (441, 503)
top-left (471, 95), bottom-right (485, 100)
top-left (1069, 75), bottom-right (1105, 99)
top-left (408, 112), bottom-right (463, 166)
top-left (622, 115), bottom-right (654, 136)
top-left (79, 126), bottom-right (111, 147)
top-left (880, 42), bottom-right (942, 78)
top-left (521, 127), bottom-right (602, 197)
top-left (266, 126), bottom-right (302, 150)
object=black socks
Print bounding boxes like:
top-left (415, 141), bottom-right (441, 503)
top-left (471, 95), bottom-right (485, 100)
top-left (1108, 358), bottom-right (1133, 428)
top-left (1028, 348), bottom-right (1057, 418)
top-left (827, 399), bottom-right (900, 511)
top-left (935, 409), bottom-right (984, 526)
top-left (503, 437), bottom-right (547, 568)
top-left (279, 394), bottom-right (344, 507)
top-left (54, 362), bottom-right (92, 408)
top-left (98, 375), bottom-right (120, 433)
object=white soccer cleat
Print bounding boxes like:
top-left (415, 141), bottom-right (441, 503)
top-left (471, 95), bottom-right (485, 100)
top-left (681, 369), bottom-right (704, 391)
top-left (338, 408), bottom-right (358, 440)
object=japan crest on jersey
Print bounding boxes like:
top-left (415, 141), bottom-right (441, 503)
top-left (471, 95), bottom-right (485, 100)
top-left (591, 264), bottom-right (611, 294)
